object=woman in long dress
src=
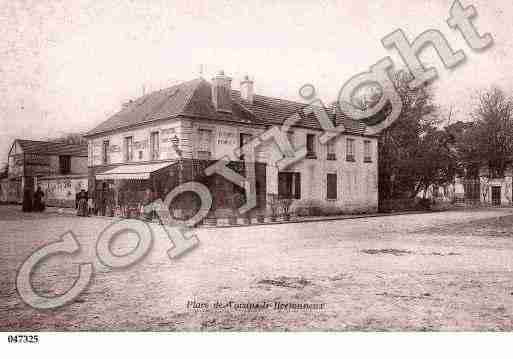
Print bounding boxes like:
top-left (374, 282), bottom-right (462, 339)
top-left (77, 189), bottom-right (88, 216)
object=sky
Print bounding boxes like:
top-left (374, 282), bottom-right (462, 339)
top-left (1, 0), bottom-right (512, 166)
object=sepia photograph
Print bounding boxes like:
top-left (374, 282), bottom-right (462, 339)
top-left (1, 0), bottom-right (513, 355)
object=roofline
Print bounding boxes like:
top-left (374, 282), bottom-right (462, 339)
top-left (8, 139), bottom-right (87, 157)
top-left (22, 152), bottom-right (88, 157)
top-left (8, 140), bottom-right (17, 156)
top-left (84, 113), bottom-right (378, 139)
top-left (260, 123), bottom-right (380, 138)
top-left (180, 114), bottom-right (267, 128)
top-left (84, 115), bottom-right (183, 138)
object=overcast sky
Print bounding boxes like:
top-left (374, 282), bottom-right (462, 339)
top-left (1, 0), bottom-right (511, 166)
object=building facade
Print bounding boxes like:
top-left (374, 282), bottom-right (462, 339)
top-left (1, 139), bottom-right (88, 207)
top-left (425, 166), bottom-right (513, 207)
top-left (85, 72), bottom-right (378, 218)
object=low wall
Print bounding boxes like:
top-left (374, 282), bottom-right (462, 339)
top-left (0, 179), bottom-right (21, 203)
top-left (38, 175), bottom-right (88, 208)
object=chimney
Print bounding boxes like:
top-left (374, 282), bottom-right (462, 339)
top-left (240, 75), bottom-right (254, 103)
top-left (211, 70), bottom-right (232, 113)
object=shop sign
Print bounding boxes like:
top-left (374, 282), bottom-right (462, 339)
top-left (217, 130), bottom-right (237, 145)
top-left (25, 154), bottom-right (50, 166)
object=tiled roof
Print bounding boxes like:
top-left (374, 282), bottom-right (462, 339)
top-left (16, 139), bottom-right (87, 157)
top-left (86, 77), bottom-right (375, 136)
top-left (86, 79), bottom-right (202, 136)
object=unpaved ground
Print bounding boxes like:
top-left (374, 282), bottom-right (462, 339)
top-left (1, 205), bottom-right (513, 331)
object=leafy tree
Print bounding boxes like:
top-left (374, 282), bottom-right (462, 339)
top-left (467, 88), bottom-right (513, 178)
top-left (359, 71), bottom-right (457, 203)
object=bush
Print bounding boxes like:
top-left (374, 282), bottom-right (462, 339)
top-left (415, 198), bottom-right (432, 210)
top-left (292, 200), bottom-right (322, 217)
top-left (291, 200), bottom-right (347, 217)
top-left (380, 198), bottom-right (419, 212)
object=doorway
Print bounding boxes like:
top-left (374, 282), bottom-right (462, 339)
top-left (492, 186), bottom-right (501, 206)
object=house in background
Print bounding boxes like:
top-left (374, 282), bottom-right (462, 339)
top-left (424, 165), bottom-right (513, 207)
top-left (474, 164), bottom-right (513, 206)
top-left (84, 71), bottom-right (378, 218)
top-left (1, 139), bottom-right (88, 207)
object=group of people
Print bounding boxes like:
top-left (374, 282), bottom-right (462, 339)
top-left (22, 186), bottom-right (45, 212)
top-left (20, 185), bottom-right (161, 218)
top-left (75, 186), bottom-right (160, 220)
top-left (75, 189), bottom-right (90, 216)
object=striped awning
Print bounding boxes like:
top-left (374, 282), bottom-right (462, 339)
top-left (95, 161), bottom-right (176, 180)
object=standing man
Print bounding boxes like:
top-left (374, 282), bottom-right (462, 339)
top-left (33, 186), bottom-right (45, 212)
top-left (97, 184), bottom-right (106, 216)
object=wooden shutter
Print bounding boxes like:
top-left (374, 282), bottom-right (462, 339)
top-left (294, 172), bottom-right (301, 199)
top-left (327, 173), bottom-right (337, 200)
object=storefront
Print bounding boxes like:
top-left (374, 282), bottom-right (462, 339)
top-left (4, 139), bottom-right (88, 207)
top-left (92, 159), bottom-right (266, 220)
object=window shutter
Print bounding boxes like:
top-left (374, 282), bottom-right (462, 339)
top-left (294, 172), bottom-right (301, 199)
top-left (327, 173), bottom-right (337, 200)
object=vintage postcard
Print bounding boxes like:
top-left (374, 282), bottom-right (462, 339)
top-left (1, 0), bottom-right (512, 354)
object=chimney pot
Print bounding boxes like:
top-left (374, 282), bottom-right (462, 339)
top-left (212, 71), bottom-right (232, 113)
top-left (240, 75), bottom-right (254, 104)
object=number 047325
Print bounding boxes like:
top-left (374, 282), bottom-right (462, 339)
top-left (7, 335), bottom-right (39, 344)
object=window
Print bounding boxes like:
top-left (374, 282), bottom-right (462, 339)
top-left (306, 134), bottom-right (316, 158)
top-left (197, 129), bottom-right (212, 159)
top-left (346, 138), bottom-right (355, 162)
top-left (239, 133), bottom-right (252, 161)
top-left (489, 162), bottom-right (504, 178)
top-left (364, 140), bottom-right (372, 163)
top-left (102, 140), bottom-right (109, 164)
top-left (327, 140), bottom-right (336, 160)
top-left (278, 172), bottom-right (301, 199)
top-left (150, 132), bottom-right (160, 160)
top-left (59, 155), bottom-right (71, 175)
top-left (124, 136), bottom-right (133, 161)
top-left (327, 173), bottom-right (337, 200)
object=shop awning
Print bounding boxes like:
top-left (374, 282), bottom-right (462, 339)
top-left (96, 162), bottom-right (176, 180)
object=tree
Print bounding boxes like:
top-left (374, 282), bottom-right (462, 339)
top-left (449, 88), bottom-right (513, 181)
top-left (471, 88), bottom-right (513, 178)
top-left (360, 71), bottom-right (457, 203)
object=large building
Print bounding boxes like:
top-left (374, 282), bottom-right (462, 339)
top-left (1, 139), bottom-right (88, 207)
top-left (84, 72), bottom-right (378, 218)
